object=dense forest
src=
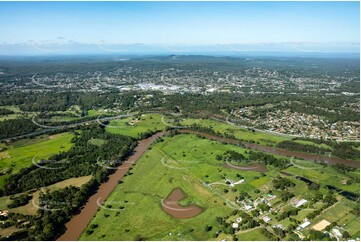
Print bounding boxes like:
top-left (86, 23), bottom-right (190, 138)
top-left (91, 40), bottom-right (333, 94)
top-left (277, 140), bottom-right (360, 160)
top-left (1, 124), bottom-right (137, 195)
top-left (0, 118), bottom-right (39, 140)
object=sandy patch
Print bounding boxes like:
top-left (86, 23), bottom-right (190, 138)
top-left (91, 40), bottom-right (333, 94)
top-left (48, 134), bottom-right (62, 140)
top-left (312, 220), bottom-right (331, 231)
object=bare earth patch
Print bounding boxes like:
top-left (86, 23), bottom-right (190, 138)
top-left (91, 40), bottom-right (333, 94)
top-left (161, 188), bottom-right (203, 219)
top-left (313, 219), bottom-right (331, 231)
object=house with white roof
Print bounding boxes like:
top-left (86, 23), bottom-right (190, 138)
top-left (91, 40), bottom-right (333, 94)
top-left (236, 217), bottom-right (242, 223)
top-left (263, 216), bottom-right (271, 223)
top-left (294, 199), bottom-right (308, 208)
top-left (332, 228), bottom-right (343, 238)
top-left (297, 221), bottom-right (311, 231)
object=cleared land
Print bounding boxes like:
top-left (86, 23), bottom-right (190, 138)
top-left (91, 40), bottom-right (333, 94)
top-left (80, 133), bottom-right (271, 241)
top-left (0, 132), bottom-right (75, 188)
top-left (106, 113), bottom-right (166, 138)
top-left (179, 118), bottom-right (291, 146)
top-left (80, 131), bottom-right (360, 241)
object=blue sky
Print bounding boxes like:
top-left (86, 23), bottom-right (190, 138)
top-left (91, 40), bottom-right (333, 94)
top-left (0, 1), bottom-right (359, 45)
top-left (0, 1), bottom-right (359, 55)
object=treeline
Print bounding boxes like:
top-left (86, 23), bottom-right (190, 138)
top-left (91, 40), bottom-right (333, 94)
top-left (293, 137), bottom-right (335, 147)
top-left (0, 108), bottom-right (14, 115)
top-left (3, 178), bottom-right (100, 241)
top-left (0, 91), bottom-right (139, 112)
top-left (332, 142), bottom-right (359, 160)
top-left (0, 118), bottom-right (39, 140)
top-left (277, 140), bottom-right (359, 160)
top-left (220, 150), bottom-right (246, 163)
top-left (184, 123), bottom-right (236, 139)
top-left (1, 124), bottom-right (136, 195)
top-left (306, 192), bottom-right (337, 220)
top-left (248, 151), bottom-right (290, 169)
top-left (277, 140), bottom-right (331, 155)
top-left (272, 176), bottom-right (295, 190)
top-left (32, 179), bottom-right (99, 240)
top-left (8, 194), bottom-right (32, 209)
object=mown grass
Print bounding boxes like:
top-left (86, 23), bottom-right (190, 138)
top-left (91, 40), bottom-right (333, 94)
top-left (237, 227), bottom-right (271, 241)
top-left (0, 132), bottom-right (75, 188)
top-left (106, 113), bottom-right (166, 138)
top-left (88, 138), bottom-right (107, 147)
top-left (180, 118), bottom-right (291, 146)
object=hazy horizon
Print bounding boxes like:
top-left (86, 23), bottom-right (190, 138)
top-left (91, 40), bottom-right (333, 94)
top-left (0, 1), bottom-right (360, 55)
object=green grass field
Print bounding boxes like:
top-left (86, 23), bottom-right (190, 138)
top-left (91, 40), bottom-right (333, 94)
top-left (281, 165), bottom-right (360, 194)
top-left (0, 132), bottom-right (75, 188)
top-left (106, 113), bottom-right (166, 138)
top-left (180, 118), bottom-right (291, 146)
top-left (79, 131), bottom-right (360, 241)
top-left (80, 133), bottom-right (280, 241)
top-left (237, 228), bottom-right (271, 241)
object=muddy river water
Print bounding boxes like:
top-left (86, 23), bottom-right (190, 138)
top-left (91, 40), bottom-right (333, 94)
top-left (57, 131), bottom-right (166, 241)
top-left (161, 188), bottom-right (202, 219)
top-left (178, 129), bottom-right (359, 168)
top-left (58, 129), bottom-right (358, 240)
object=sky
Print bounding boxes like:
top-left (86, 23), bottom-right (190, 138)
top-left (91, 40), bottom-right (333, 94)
top-left (0, 1), bottom-right (359, 54)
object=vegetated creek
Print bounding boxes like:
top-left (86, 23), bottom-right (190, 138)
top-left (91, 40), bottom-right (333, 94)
top-left (325, 185), bottom-right (359, 201)
top-left (296, 176), bottom-right (359, 201)
top-left (178, 129), bottom-right (360, 168)
top-left (58, 129), bottom-right (359, 240)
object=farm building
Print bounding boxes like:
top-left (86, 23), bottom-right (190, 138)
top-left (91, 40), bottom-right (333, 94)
top-left (294, 199), bottom-right (308, 208)
top-left (332, 228), bottom-right (343, 238)
top-left (262, 216), bottom-right (271, 223)
top-left (297, 221), bottom-right (311, 230)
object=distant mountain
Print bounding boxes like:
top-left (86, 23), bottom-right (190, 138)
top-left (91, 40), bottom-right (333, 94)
top-left (0, 42), bottom-right (359, 56)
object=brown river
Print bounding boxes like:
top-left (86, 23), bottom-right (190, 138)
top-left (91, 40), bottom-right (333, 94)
top-left (57, 131), bottom-right (166, 241)
top-left (58, 129), bottom-right (358, 241)
top-left (178, 130), bottom-right (359, 168)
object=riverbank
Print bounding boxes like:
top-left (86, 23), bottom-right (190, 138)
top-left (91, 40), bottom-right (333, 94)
top-left (57, 131), bottom-right (166, 241)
